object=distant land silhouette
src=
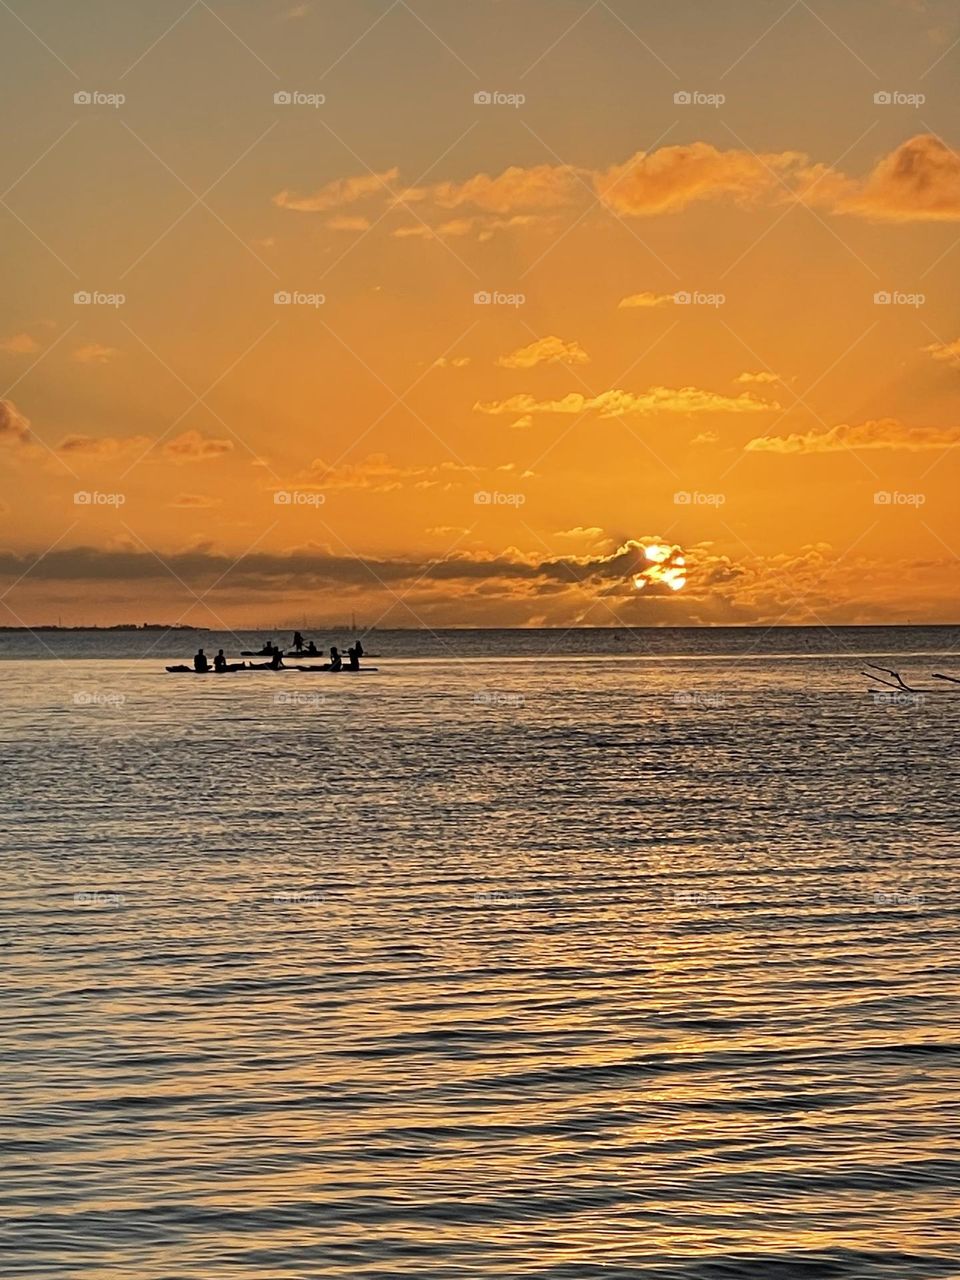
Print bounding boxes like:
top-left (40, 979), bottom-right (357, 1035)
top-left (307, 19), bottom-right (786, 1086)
top-left (0, 624), bottom-right (209, 632)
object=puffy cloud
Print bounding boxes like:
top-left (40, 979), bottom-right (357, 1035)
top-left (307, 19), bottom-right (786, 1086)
top-left (432, 355), bottom-right (471, 368)
top-left (162, 431), bottom-right (235, 463)
top-left (273, 167), bottom-right (400, 212)
top-left (0, 400), bottom-right (30, 443)
top-left (595, 142), bottom-right (810, 216)
top-left (619, 292), bottom-right (675, 308)
top-left (273, 136), bottom-right (960, 231)
top-left (476, 386), bottom-right (778, 418)
top-left (840, 134), bottom-right (960, 221)
top-left (735, 370), bottom-right (781, 384)
top-left (745, 417), bottom-right (960, 453)
top-left (497, 336), bottom-right (590, 369)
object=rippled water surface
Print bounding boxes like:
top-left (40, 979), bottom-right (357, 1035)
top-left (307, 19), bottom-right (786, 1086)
top-left (2, 642), bottom-right (959, 1278)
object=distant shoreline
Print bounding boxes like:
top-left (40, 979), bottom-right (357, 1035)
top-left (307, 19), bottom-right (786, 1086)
top-left (1, 623), bottom-right (957, 634)
top-left (0, 625), bottom-right (210, 633)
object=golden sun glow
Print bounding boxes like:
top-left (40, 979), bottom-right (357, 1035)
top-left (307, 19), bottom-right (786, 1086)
top-left (634, 544), bottom-right (687, 593)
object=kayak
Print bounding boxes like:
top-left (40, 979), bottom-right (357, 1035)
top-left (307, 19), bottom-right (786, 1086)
top-left (165, 664), bottom-right (248, 673)
top-left (291, 665), bottom-right (378, 673)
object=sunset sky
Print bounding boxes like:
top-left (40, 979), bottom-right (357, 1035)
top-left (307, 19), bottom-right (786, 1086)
top-left (2, 0), bottom-right (960, 627)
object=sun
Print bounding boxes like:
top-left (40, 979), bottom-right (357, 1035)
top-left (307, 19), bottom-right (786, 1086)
top-left (634, 543), bottom-right (687, 592)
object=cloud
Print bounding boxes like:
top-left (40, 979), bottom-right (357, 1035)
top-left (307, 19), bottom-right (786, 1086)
top-left (326, 215), bottom-right (372, 232)
top-left (839, 134), bottom-right (960, 222)
top-left (476, 386), bottom-right (778, 418)
top-left (170, 494), bottom-right (222, 508)
top-left (735, 370), bottom-right (781, 384)
top-left (0, 537), bottom-right (675, 592)
top-left (497, 336), bottom-right (590, 369)
top-left (1, 333), bottom-right (40, 355)
top-left (162, 431), bottom-right (235, 463)
top-left (595, 142), bottom-right (810, 216)
top-left (392, 225), bottom-right (437, 240)
top-left (619, 292), bottom-right (675, 308)
top-left (4, 535), bottom-right (956, 626)
top-left (72, 344), bottom-right (118, 365)
top-left (274, 136), bottom-right (960, 233)
top-left (433, 355), bottom-right (471, 368)
top-left (745, 417), bottom-right (960, 453)
top-left (555, 526), bottom-right (607, 542)
top-left (422, 163), bottom-right (582, 214)
top-left (0, 400), bottom-right (30, 443)
top-left (296, 453), bottom-right (481, 493)
top-left (691, 429), bottom-right (720, 446)
top-left (392, 214), bottom-right (540, 241)
top-left (57, 433), bottom-right (151, 458)
top-left (923, 337), bottom-right (960, 364)
top-left (273, 167), bottom-right (399, 212)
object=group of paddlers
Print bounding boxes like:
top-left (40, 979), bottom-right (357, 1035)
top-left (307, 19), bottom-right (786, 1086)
top-left (192, 632), bottom-right (365, 673)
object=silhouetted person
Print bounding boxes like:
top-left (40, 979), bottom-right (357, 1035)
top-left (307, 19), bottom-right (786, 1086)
top-left (355, 639), bottom-right (364, 658)
top-left (293, 631), bottom-right (304, 651)
top-left (269, 649), bottom-right (285, 670)
top-left (214, 649), bottom-right (227, 672)
top-left (194, 648), bottom-right (209, 673)
top-left (306, 640), bottom-right (319, 656)
top-left (347, 644), bottom-right (360, 670)
top-left (261, 639), bottom-right (275, 656)
top-left (329, 646), bottom-right (342, 672)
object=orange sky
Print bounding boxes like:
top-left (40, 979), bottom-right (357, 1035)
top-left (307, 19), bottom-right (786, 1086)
top-left (1, 0), bottom-right (959, 627)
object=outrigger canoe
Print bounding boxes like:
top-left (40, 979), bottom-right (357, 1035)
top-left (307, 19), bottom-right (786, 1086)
top-left (165, 664), bottom-right (378, 674)
top-left (241, 650), bottom-right (381, 658)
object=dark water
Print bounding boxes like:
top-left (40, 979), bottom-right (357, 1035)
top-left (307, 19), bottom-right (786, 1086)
top-left (2, 622), bottom-right (960, 661)
top-left (2, 635), bottom-right (958, 1276)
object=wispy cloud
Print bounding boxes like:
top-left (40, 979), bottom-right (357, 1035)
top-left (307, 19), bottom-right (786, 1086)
top-left (923, 337), bottom-right (960, 364)
top-left (619, 292), bottom-right (675, 308)
top-left (274, 167), bottom-right (399, 213)
top-left (0, 333), bottom-right (41, 355)
top-left (72, 344), bottom-right (118, 365)
top-left (477, 386), bottom-right (778, 418)
top-left (746, 417), bottom-right (960, 453)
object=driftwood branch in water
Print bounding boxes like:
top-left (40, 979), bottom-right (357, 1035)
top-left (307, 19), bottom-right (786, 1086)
top-left (862, 670), bottom-right (902, 692)
top-left (863, 663), bottom-right (931, 693)
top-left (932, 673), bottom-right (960, 685)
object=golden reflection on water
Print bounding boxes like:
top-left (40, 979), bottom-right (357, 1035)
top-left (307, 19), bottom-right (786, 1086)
top-left (2, 657), bottom-right (958, 1277)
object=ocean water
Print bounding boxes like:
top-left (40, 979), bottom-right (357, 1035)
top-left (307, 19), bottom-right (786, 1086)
top-left (2, 629), bottom-right (959, 1278)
